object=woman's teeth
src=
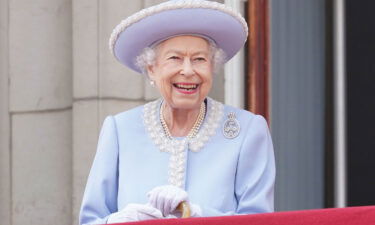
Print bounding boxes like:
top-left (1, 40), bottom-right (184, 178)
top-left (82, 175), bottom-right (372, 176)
top-left (174, 84), bottom-right (198, 90)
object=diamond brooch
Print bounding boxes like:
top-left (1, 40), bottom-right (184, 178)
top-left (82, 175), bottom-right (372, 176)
top-left (223, 112), bottom-right (240, 139)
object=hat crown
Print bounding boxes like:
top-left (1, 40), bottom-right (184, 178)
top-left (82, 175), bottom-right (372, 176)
top-left (109, 0), bottom-right (248, 73)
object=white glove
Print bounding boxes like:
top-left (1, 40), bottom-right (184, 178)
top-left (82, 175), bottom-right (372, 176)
top-left (147, 185), bottom-right (202, 217)
top-left (107, 203), bottom-right (163, 224)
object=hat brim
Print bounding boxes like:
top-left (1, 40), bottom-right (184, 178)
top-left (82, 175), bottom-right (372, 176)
top-left (113, 7), bottom-right (247, 74)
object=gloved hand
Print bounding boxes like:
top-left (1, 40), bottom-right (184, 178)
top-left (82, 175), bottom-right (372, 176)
top-left (107, 203), bottom-right (163, 224)
top-left (147, 185), bottom-right (202, 217)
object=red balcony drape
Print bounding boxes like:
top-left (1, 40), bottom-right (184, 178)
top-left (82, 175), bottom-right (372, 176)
top-left (108, 206), bottom-right (375, 225)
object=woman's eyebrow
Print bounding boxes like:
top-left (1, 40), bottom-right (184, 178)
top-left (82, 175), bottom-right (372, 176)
top-left (191, 51), bottom-right (209, 56)
top-left (164, 50), bottom-right (183, 55)
top-left (163, 50), bottom-right (209, 56)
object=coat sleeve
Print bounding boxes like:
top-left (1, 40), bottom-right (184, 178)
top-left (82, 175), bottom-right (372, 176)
top-left (235, 114), bottom-right (276, 214)
top-left (79, 116), bottom-right (119, 225)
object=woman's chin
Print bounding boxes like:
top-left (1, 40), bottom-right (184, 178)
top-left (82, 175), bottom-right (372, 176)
top-left (168, 97), bottom-right (205, 110)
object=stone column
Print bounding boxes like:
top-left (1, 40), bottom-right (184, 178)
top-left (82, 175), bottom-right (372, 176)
top-left (72, 1), bottom-right (145, 223)
top-left (8, 0), bottom-right (73, 224)
top-left (72, 1), bottom-right (100, 222)
top-left (0, 0), bottom-right (11, 224)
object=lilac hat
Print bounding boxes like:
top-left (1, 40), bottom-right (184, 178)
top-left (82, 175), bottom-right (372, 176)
top-left (109, 0), bottom-right (248, 74)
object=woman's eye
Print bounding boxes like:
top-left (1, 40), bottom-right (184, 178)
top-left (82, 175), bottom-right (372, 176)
top-left (168, 56), bottom-right (180, 60)
top-left (194, 57), bottom-right (206, 62)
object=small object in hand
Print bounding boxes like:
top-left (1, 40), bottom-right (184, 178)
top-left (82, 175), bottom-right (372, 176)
top-left (176, 201), bottom-right (191, 218)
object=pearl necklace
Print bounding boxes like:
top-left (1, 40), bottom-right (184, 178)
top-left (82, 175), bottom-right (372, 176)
top-left (159, 102), bottom-right (206, 139)
top-left (143, 98), bottom-right (224, 188)
top-left (143, 98), bottom-right (224, 153)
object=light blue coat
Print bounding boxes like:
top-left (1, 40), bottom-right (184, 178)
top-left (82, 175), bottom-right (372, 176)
top-left (79, 99), bottom-right (275, 225)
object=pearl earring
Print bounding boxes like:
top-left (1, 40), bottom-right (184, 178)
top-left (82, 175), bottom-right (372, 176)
top-left (150, 80), bottom-right (155, 87)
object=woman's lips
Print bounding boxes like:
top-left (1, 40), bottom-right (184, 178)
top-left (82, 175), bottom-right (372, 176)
top-left (173, 83), bottom-right (199, 94)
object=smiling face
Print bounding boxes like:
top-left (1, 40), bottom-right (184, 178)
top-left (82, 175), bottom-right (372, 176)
top-left (147, 35), bottom-right (213, 110)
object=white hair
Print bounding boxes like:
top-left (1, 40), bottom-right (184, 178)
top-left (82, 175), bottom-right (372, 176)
top-left (135, 39), bottom-right (226, 76)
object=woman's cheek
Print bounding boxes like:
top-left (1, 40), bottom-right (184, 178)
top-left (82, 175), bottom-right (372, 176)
top-left (201, 83), bottom-right (211, 96)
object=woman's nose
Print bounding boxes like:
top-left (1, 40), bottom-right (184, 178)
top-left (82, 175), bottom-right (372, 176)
top-left (180, 59), bottom-right (195, 76)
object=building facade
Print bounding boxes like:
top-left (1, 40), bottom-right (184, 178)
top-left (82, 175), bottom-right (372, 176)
top-left (1, 0), bottom-right (374, 225)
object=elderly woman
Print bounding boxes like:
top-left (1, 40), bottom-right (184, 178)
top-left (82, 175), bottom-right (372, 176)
top-left (79, 1), bottom-right (275, 224)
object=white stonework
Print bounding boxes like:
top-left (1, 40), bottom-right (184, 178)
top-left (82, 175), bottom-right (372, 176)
top-left (144, 0), bottom-right (166, 7)
top-left (209, 69), bottom-right (225, 102)
top-left (73, 0), bottom-right (99, 98)
top-left (98, 99), bottom-right (145, 122)
top-left (72, 100), bottom-right (100, 224)
top-left (9, 0), bottom-right (72, 112)
top-left (98, 0), bottom-right (144, 100)
top-left (12, 111), bottom-right (72, 225)
top-left (144, 79), bottom-right (161, 101)
top-left (0, 0), bottom-right (11, 224)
